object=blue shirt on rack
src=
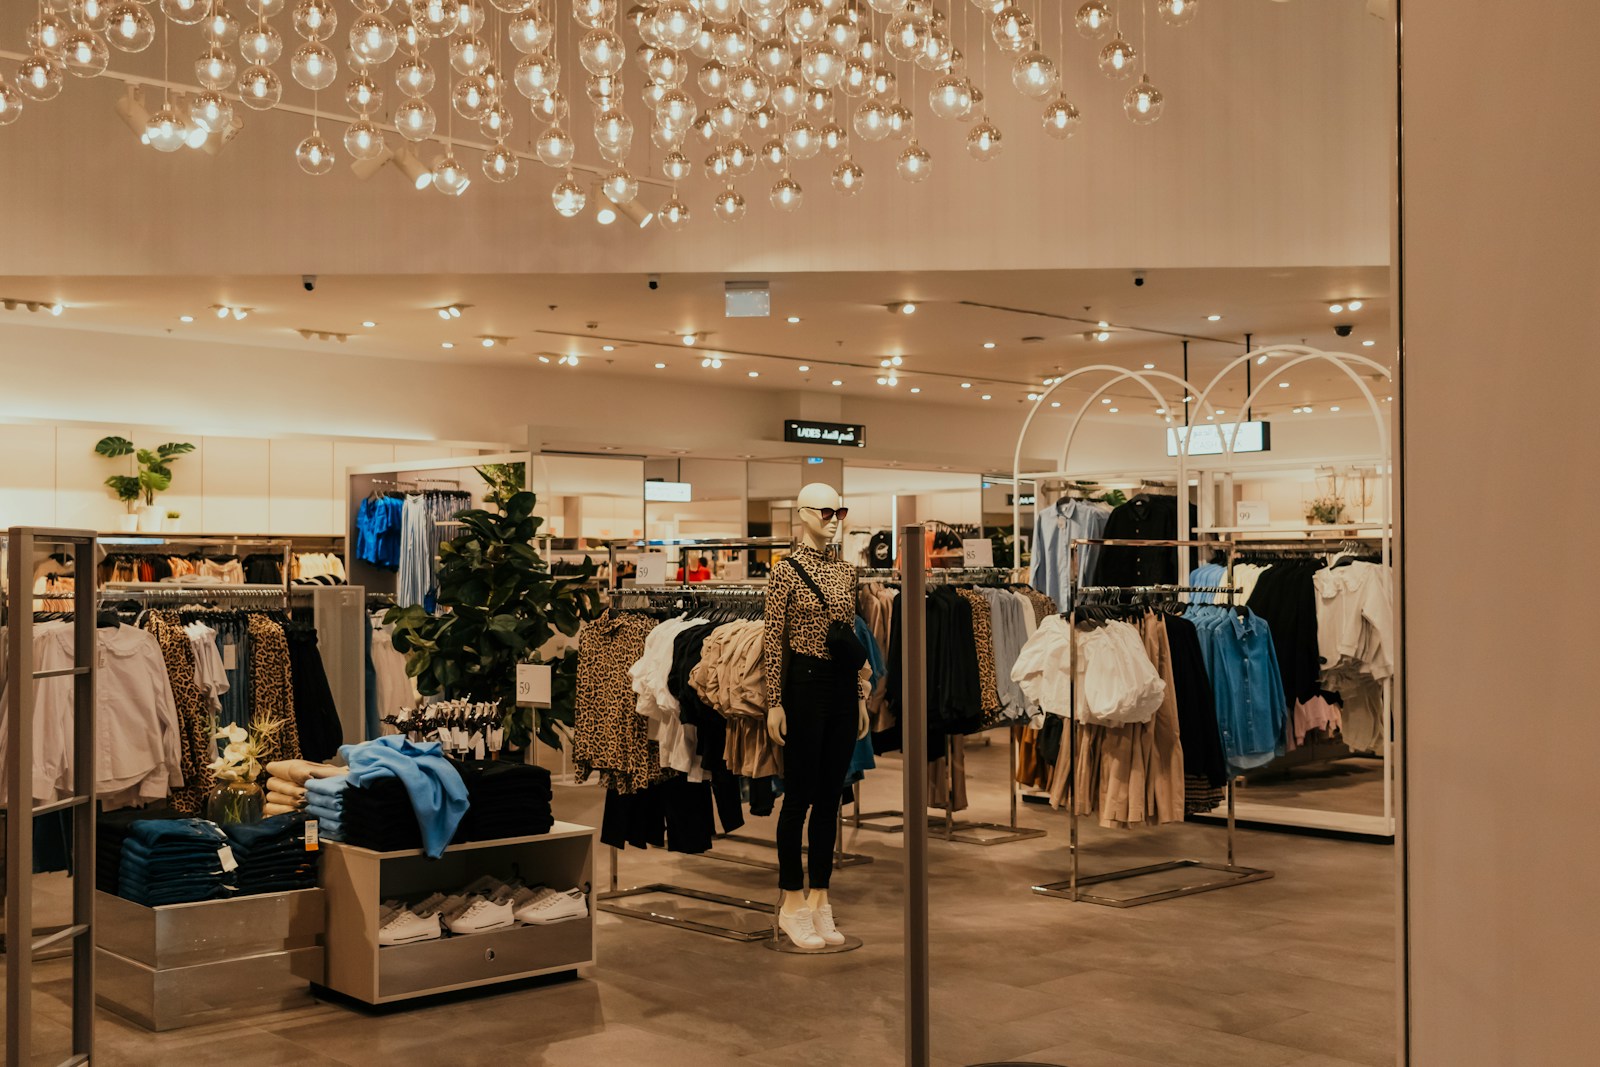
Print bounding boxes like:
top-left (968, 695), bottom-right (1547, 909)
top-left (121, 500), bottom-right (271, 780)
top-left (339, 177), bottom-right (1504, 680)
top-left (1187, 604), bottom-right (1286, 772)
top-left (1030, 497), bottom-right (1111, 605)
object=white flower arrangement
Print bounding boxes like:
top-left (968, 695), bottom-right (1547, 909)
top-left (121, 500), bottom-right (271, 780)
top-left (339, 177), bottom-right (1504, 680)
top-left (208, 723), bottom-right (265, 784)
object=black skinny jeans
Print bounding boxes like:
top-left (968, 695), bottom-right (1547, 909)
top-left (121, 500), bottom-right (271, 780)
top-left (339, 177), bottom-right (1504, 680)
top-left (777, 654), bottom-right (858, 892)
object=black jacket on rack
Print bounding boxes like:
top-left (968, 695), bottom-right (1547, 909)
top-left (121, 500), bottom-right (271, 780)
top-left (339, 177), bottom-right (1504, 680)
top-left (1092, 494), bottom-right (1200, 587)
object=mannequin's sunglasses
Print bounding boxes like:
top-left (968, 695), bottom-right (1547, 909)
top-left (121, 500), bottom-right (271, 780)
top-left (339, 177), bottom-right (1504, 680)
top-left (800, 506), bottom-right (849, 522)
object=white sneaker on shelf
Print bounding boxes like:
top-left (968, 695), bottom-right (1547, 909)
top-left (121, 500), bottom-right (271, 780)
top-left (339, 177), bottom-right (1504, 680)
top-left (812, 903), bottom-right (846, 947)
top-left (444, 898), bottom-right (516, 935)
top-left (513, 886), bottom-right (589, 925)
top-left (379, 910), bottom-right (443, 946)
top-left (777, 906), bottom-right (826, 950)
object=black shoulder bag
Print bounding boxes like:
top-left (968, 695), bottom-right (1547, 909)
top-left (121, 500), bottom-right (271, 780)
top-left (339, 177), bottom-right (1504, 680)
top-left (786, 557), bottom-right (869, 674)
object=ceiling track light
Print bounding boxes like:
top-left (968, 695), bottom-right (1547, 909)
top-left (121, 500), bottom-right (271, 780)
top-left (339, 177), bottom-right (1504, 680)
top-left (210, 304), bottom-right (250, 320)
top-left (478, 335), bottom-right (510, 348)
top-left (888, 301), bottom-right (917, 315)
top-left (390, 147), bottom-right (432, 190)
top-left (2, 299), bottom-right (64, 315)
top-left (435, 304), bottom-right (469, 320)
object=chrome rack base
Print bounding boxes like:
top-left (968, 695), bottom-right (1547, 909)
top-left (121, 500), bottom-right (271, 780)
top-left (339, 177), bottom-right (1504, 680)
top-left (597, 883), bottom-right (775, 942)
top-left (702, 833), bottom-right (874, 871)
top-left (1032, 860), bottom-right (1273, 908)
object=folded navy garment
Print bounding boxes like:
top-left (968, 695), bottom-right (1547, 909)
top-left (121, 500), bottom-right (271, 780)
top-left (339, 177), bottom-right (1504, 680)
top-left (224, 813), bottom-right (309, 850)
top-left (126, 819), bottom-right (230, 849)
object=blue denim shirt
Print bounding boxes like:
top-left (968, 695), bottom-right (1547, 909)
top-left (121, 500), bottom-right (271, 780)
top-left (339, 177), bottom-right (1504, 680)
top-left (1187, 605), bottom-right (1286, 771)
top-left (1030, 498), bottom-right (1110, 605)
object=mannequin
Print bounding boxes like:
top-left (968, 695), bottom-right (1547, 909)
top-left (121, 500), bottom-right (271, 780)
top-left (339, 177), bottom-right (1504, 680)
top-left (763, 482), bottom-right (870, 950)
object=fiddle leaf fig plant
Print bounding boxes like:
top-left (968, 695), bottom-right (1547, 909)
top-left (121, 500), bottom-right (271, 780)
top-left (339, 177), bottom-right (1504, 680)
top-left (384, 491), bottom-right (602, 752)
top-left (95, 436), bottom-right (196, 509)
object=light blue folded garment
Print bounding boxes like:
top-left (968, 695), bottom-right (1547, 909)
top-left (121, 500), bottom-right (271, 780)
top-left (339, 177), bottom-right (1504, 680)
top-left (304, 775), bottom-right (351, 799)
top-left (338, 736), bottom-right (468, 859)
top-left (303, 810), bottom-right (343, 835)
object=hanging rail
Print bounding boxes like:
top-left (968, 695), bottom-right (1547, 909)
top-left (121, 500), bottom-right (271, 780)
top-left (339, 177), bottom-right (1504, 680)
top-left (1031, 537), bottom-right (1275, 907)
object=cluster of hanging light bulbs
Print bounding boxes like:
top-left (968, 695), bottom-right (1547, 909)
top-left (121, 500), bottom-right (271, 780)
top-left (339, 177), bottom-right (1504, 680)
top-left (0, 0), bottom-right (1197, 226)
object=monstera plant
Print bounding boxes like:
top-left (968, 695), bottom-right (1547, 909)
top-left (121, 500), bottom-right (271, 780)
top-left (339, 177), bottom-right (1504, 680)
top-left (94, 436), bottom-right (195, 510)
top-left (384, 491), bottom-right (602, 752)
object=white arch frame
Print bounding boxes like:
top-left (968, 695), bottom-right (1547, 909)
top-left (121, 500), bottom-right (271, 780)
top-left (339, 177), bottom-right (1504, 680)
top-left (1010, 364), bottom-right (1215, 558)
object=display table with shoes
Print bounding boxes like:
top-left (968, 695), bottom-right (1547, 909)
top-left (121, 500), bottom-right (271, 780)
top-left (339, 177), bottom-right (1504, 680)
top-left (316, 822), bottom-right (597, 1005)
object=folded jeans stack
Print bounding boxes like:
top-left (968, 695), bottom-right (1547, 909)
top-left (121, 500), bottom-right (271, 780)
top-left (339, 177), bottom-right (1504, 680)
top-left (451, 760), bottom-right (555, 842)
top-left (303, 774), bottom-right (349, 842)
top-left (118, 818), bottom-right (236, 907)
top-left (340, 737), bottom-right (469, 859)
top-left (97, 803), bottom-right (185, 895)
top-left (224, 812), bottom-right (320, 895)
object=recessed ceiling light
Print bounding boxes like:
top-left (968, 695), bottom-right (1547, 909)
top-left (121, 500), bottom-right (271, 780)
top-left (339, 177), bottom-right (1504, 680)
top-left (1100, 397), bottom-right (1111, 404)
top-left (980, 394), bottom-right (992, 400)
top-left (1329, 303), bottom-right (1344, 313)
top-left (890, 355), bottom-right (903, 366)
top-left (1279, 381), bottom-right (1290, 388)
top-left (1348, 300), bottom-right (1364, 311)
top-left (880, 358), bottom-right (892, 367)
top-left (538, 356), bottom-right (551, 363)
top-left (1156, 407), bottom-right (1167, 414)
top-left (831, 379), bottom-right (843, 386)
top-left (481, 337), bottom-right (496, 348)
top-left (786, 315), bottom-right (801, 324)
top-left (1050, 401), bottom-right (1061, 408)
top-left (1097, 320), bottom-right (1109, 329)
top-left (1027, 392), bottom-right (1039, 401)
top-left (602, 344), bottom-right (615, 352)
top-left (910, 387), bottom-right (921, 394)
top-left (362, 320), bottom-right (376, 328)
top-left (214, 306), bottom-right (229, 319)
top-left (1109, 407), bottom-right (1119, 413)
top-left (681, 333), bottom-right (697, 345)
top-left (1257, 354), bottom-right (1268, 364)
top-left (1206, 314), bottom-right (1222, 321)
top-left (960, 382), bottom-right (971, 389)
top-left (1330, 405), bottom-right (1341, 412)
top-left (1094, 331), bottom-right (1110, 342)
top-left (897, 302), bottom-right (917, 315)
top-left (1362, 339), bottom-right (1375, 347)
top-left (1205, 413), bottom-right (1214, 420)
top-left (1142, 363), bottom-right (1155, 370)
top-left (654, 362), bottom-right (666, 369)
top-left (1217, 409), bottom-right (1227, 415)
top-left (982, 341), bottom-right (996, 349)
top-left (179, 315), bottom-right (194, 323)
top-left (747, 370), bottom-right (759, 378)
top-left (441, 342), bottom-right (454, 349)
top-left (797, 364), bottom-right (810, 371)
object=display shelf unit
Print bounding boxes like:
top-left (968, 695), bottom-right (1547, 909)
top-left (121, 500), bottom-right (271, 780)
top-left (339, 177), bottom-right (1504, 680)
top-left (317, 823), bottom-right (596, 1005)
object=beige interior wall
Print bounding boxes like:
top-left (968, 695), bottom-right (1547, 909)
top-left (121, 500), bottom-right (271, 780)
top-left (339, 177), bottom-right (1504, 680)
top-left (1401, 1), bottom-right (1600, 1063)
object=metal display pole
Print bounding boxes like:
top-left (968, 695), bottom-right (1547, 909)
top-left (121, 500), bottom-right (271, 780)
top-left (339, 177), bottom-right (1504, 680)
top-left (902, 526), bottom-right (930, 1067)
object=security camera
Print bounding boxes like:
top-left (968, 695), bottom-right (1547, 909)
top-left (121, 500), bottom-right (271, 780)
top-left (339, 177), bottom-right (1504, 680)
top-left (1333, 323), bottom-right (1354, 337)
top-left (647, 274), bottom-right (661, 290)
top-left (301, 274), bottom-right (317, 292)
top-left (1132, 271), bottom-right (1146, 287)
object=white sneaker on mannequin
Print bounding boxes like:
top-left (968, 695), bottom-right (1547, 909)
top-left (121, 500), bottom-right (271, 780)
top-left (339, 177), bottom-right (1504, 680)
top-left (778, 906), bottom-right (826, 950)
top-left (812, 904), bottom-right (846, 946)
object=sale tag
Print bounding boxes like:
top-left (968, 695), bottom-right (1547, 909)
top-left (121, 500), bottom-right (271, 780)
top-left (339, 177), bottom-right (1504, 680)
top-left (635, 551), bottom-right (671, 585)
top-left (961, 538), bottom-right (995, 568)
top-left (217, 845), bottom-right (238, 872)
top-left (305, 820), bottom-right (319, 851)
top-left (517, 662), bottom-right (553, 707)
top-left (1235, 500), bottom-right (1271, 527)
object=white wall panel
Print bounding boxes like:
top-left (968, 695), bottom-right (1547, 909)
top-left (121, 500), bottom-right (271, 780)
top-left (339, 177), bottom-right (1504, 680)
top-left (0, 423), bottom-right (57, 527)
top-left (268, 439), bottom-right (336, 534)
top-left (56, 425), bottom-right (128, 532)
top-left (200, 437), bottom-right (270, 534)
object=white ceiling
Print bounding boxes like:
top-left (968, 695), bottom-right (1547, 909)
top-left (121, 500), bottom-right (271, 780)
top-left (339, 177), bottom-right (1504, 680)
top-left (0, 267), bottom-right (1391, 410)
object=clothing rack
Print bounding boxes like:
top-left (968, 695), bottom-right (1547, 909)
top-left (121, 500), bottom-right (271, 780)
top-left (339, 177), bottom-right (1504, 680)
top-left (852, 566), bottom-right (1048, 847)
top-left (1191, 534), bottom-right (1395, 840)
top-left (97, 584), bottom-right (290, 607)
top-left (1032, 537), bottom-right (1275, 907)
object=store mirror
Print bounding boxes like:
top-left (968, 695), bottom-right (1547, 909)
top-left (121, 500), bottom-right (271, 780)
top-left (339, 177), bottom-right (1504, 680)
top-left (528, 452), bottom-right (645, 549)
top-left (842, 466), bottom-right (983, 570)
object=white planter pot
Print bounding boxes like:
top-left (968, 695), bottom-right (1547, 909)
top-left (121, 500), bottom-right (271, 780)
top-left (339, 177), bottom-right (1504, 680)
top-left (137, 506), bottom-right (163, 533)
top-left (119, 513), bottom-right (139, 532)
top-left (162, 516), bottom-right (182, 533)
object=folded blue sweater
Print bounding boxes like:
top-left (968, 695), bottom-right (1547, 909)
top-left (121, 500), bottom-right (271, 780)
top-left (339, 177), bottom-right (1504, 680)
top-left (338, 736), bottom-right (468, 858)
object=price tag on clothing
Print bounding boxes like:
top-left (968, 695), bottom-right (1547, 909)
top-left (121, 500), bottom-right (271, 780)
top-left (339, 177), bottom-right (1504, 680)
top-left (1235, 500), bottom-right (1271, 526)
top-left (217, 845), bottom-right (238, 872)
top-left (635, 551), bottom-right (671, 584)
top-left (516, 663), bottom-right (552, 707)
top-left (961, 539), bottom-right (995, 567)
top-left (304, 820), bottom-right (319, 851)
top-left (221, 641), bottom-right (238, 671)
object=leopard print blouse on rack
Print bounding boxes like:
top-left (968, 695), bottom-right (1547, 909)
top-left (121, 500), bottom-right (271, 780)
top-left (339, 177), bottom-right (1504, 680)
top-left (141, 611), bottom-right (215, 814)
top-left (247, 614), bottom-right (302, 766)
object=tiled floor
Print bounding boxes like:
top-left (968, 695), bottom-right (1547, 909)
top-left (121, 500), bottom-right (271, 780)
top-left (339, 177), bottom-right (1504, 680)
top-left (5, 739), bottom-right (1398, 1066)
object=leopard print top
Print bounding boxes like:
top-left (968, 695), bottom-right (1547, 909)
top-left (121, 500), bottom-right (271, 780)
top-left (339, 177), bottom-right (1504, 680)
top-left (247, 614), bottom-right (302, 765)
top-left (574, 612), bottom-right (666, 794)
top-left (762, 545), bottom-right (859, 709)
top-left (142, 611), bottom-right (215, 814)
top-left (957, 588), bottom-right (1005, 727)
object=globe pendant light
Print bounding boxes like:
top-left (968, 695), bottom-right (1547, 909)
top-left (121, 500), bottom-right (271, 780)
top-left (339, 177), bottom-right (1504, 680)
top-left (106, 2), bottom-right (157, 53)
top-left (433, 152), bottom-right (471, 195)
top-left (770, 174), bottom-right (803, 211)
top-left (196, 47), bottom-right (236, 89)
top-left (15, 53), bottom-right (65, 102)
top-left (1099, 34), bottom-right (1136, 79)
top-left (966, 119), bottom-right (1002, 161)
top-left (238, 64), bottom-right (283, 109)
top-left (830, 154), bottom-right (864, 195)
top-left (344, 118), bottom-right (386, 159)
top-left (239, 24), bottom-right (283, 65)
top-left (1123, 73), bottom-right (1163, 124)
top-left (1042, 95), bottom-right (1081, 139)
top-left (144, 103), bottom-right (189, 151)
top-left (896, 138), bottom-right (932, 182)
top-left (1158, 0), bottom-right (1199, 27)
top-left (393, 97), bottom-right (436, 138)
top-left (483, 145), bottom-right (519, 182)
top-left (64, 31), bottom-right (111, 77)
top-left (551, 172), bottom-right (587, 215)
top-left (295, 128), bottom-right (336, 175)
top-left (658, 193), bottom-right (690, 231)
top-left (190, 91), bottom-right (234, 134)
top-left (1075, 1), bottom-right (1113, 38)
top-left (0, 79), bottom-right (23, 127)
top-left (714, 185), bottom-right (747, 222)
